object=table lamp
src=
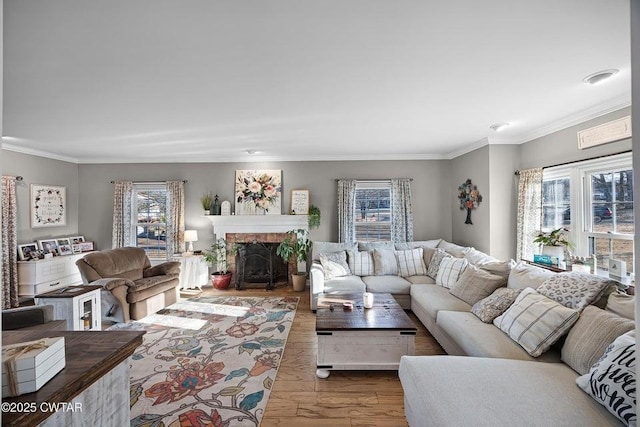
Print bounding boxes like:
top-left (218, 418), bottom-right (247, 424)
top-left (184, 230), bottom-right (198, 254)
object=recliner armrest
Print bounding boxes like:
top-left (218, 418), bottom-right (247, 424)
top-left (90, 277), bottom-right (134, 291)
top-left (144, 261), bottom-right (181, 278)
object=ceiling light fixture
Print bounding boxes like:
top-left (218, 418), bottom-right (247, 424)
top-left (245, 149), bottom-right (258, 154)
top-left (489, 122), bottom-right (510, 132)
top-left (582, 69), bottom-right (619, 85)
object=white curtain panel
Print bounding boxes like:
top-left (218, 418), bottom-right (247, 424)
top-left (166, 181), bottom-right (185, 258)
top-left (1, 176), bottom-right (19, 308)
top-left (337, 179), bottom-right (357, 244)
top-left (391, 178), bottom-right (414, 243)
top-left (516, 168), bottom-right (543, 261)
top-left (112, 181), bottom-right (133, 249)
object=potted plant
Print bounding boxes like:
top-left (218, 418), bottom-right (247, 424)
top-left (276, 229), bottom-right (312, 291)
top-left (204, 238), bottom-right (237, 290)
top-left (308, 205), bottom-right (321, 229)
top-left (533, 227), bottom-right (574, 265)
top-left (201, 193), bottom-right (213, 215)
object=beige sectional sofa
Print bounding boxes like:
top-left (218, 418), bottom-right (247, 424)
top-left (311, 239), bottom-right (636, 426)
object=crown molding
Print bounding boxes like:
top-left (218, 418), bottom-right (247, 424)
top-left (2, 143), bottom-right (79, 164)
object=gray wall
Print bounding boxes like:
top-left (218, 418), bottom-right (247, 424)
top-left (488, 145), bottom-right (519, 261)
top-left (520, 107), bottom-right (632, 169)
top-left (2, 151), bottom-right (79, 244)
top-left (77, 160), bottom-right (452, 253)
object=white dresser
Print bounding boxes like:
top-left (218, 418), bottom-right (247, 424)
top-left (18, 253), bottom-right (88, 297)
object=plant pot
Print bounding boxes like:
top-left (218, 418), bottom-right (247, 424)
top-left (292, 273), bottom-right (307, 292)
top-left (541, 245), bottom-right (565, 265)
top-left (211, 272), bottom-right (232, 290)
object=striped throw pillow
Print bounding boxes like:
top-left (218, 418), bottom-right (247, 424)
top-left (395, 248), bottom-right (427, 277)
top-left (493, 287), bottom-right (579, 357)
top-left (435, 257), bottom-right (468, 289)
top-left (347, 250), bottom-right (374, 276)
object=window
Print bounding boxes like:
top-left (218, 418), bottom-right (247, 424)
top-left (541, 153), bottom-right (634, 276)
top-left (132, 184), bottom-right (167, 259)
top-left (354, 181), bottom-right (392, 242)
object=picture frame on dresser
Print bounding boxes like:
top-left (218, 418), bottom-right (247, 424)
top-left (56, 238), bottom-right (73, 256)
top-left (69, 236), bottom-right (85, 244)
top-left (18, 243), bottom-right (38, 261)
top-left (38, 239), bottom-right (60, 256)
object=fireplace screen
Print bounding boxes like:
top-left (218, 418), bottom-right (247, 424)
top-left (235, 242), bottom-right (288, 290)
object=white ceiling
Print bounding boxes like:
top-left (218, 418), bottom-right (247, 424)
top-left (2, 0), bottom-right (632, 164)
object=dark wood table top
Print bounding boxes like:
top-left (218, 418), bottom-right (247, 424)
top-left (316, 293), bottom-right (416, 331)
top-left (2, 330), bottom-right (145, 427)
top-left (35, 284), bottom-right (102, 299)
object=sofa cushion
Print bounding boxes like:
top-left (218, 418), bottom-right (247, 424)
top-left (437, 240), bottom-right (467, 258)
top-left (576, 331), bottom-right (636, 426)
top-left (410, 284), bottom-right (471, 320)
top-left (426, 249), bottom-right (450, 280)
top-left (562, 305), bottom-right (635, 375)
top-left (494, 287), bottom-right (579, 357)
top-left (347, 250), bottom-right (374, 276)
top-left (312, 242), bottom-right (357, 262)
top-left (437, 311), bottom-right (560, 362)
top-left (127, 277), bottom-right (178, 303)
top-left (449, 264), bottom-right (506, 305)
top-left (372, 248), bottom-right (398, 276)
top-left (399, 356), bottom-right (622, 427)
top-left (395, 248), bottom-right (427, 277)
top-left (362, 275), bottom-right (412, 294)
top-left (471, 288), bottom-right (522, 323)
top-left (394, 240), bottom-right (441, 250)
top-left (435, 257), bottom-right (468, 289)
top-left (476, 259), bottom-right (514, 279)
top-left (322, 275), bottom-right (367, 294)
top-left (537, 272), bottom-right (616, 311)
top-left (507, 261), bottom-right (555, 289)
top-left (358, 241), bottom-right (395, 251)
top-left (462, 247), bottom-right (497, 265)
top-left (319, 251), bottom-right (351, 279)
top-left (405, 275), bottom-right (436, 285)
top-left (606, 290), bottom-right (635, 320)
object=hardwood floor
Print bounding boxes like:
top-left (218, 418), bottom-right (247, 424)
top-left (195, 284), bottom-right (445, 426)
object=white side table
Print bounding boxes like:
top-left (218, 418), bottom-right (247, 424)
top-left (173, 254), bottom-right (209, 290)
top-left (34, 285), bottom-right (102, 331)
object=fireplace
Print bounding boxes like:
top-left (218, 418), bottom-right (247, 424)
top-left (235, 242), bottom-right (288, 290)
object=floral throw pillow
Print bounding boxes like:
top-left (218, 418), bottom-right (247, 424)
top-left (536, 272), bottom-right (616, 312)
top-left (576, 331), bottom-right (636, 426)
top-left (426, 249), bottom-right (451, 279)
top-left (319, 251), bottom-right (351, 280)
top-left (471, 288), bottom-right (522, 323)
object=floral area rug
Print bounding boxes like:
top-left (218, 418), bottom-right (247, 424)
top-left (110, 296), bottom-right (299, 427)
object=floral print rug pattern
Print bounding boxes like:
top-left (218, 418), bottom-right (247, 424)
top-left (111, 296), bottom-right (299, 427)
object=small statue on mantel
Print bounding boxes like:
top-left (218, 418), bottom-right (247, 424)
top-left (213, 195), bottom-right (221, 215)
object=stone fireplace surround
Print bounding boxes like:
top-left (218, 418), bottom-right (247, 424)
top-left (206, 215), bottom-right (309, 286)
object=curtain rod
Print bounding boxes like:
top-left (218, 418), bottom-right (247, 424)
top-left (514, 150), bottom-right (632, 176)
top-left (334, 178), bottom-right (413, 181)
top-left (110, 180), bottom-right (188, 184)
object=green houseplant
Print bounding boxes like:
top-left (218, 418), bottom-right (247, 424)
top-left (308, 205), bottom-right (321, 229)
top-left (200, 193), bottom-right (213, 215)
top-left (533, 227), bottom-right (574, 265)
top-left (204, 238), bottom-right (238, 290)
top-left (276, 229), bottom-right (312, 291)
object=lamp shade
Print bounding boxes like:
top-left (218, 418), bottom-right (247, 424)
top-left (184, 230), bottom-right (198, 242)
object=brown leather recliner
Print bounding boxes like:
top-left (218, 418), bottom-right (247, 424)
top-left (76, 247), bottom-right (180, 323)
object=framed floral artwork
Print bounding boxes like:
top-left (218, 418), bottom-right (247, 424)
top-left (30, 184), bottom-right (66, 228)
top-left (235, 170), bottom-right (282, 215)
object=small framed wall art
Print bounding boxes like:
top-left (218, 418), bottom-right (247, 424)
top-left (290, 190), bottom-right (309, 215)
top-left (30, 184), bottom-right (66, 228)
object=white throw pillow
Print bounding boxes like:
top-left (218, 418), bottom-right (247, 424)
top-left (507, 261), bottom-right (555, 289)
top-left (372, 248), bottom-right (398, 276)
top-left (395, 248), bottom-right (427, 277)
top-left (319, 251), bottom-right (351, 280)
top-left (347, 250), bottom-right (374, 276)
top-left (435, 257), bottom-right (468, 289)
top-left (576, 330), bottom-right (636, 426)
top-left (493, 287), bottom-right (579, 357)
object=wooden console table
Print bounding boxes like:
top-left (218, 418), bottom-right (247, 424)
top-left (2, 330), bottom-right (144, 426)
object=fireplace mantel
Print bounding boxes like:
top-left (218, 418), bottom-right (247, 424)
top-left (206, 215), bottom-right (309, 239)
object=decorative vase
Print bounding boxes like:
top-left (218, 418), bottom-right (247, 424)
top-left (211, 272), bottom-right (232, 290)
top-left (541, 245), bottom-right (565, 266)
top-left (291, 273), bottom-right (307, 292)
